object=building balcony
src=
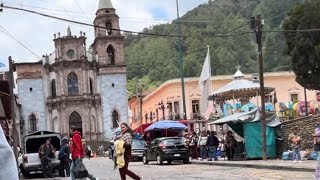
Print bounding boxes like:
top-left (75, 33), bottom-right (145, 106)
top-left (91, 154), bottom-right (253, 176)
top-left (47, 94), bottom-right (101, 110)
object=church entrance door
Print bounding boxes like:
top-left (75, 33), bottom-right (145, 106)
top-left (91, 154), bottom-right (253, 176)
top-left (69, 111), bottom-right (83, 136)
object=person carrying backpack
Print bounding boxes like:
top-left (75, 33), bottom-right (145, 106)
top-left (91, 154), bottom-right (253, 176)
top-left (59, 137), bottom-right (70, 177)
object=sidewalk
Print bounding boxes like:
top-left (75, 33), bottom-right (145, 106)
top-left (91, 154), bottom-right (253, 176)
top-left (190, 159), bottom-right (317, 172)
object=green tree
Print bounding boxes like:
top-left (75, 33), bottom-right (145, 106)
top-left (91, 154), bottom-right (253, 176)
top-left (283, 1), bottom-right (320, 90)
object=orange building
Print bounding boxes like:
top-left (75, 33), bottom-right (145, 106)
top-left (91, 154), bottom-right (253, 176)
top-left (128, 71), bottom-right (320, 130)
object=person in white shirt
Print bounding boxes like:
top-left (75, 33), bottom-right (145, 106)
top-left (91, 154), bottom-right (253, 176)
top-left (0, 125), bottom-right (19, 180)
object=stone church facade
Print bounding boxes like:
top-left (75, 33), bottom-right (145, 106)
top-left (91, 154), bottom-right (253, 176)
top-left (15, 0), bottom-right (128, 140)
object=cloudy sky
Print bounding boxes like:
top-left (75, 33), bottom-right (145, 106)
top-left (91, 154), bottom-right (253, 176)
top-left (0, 0), bottom-right (208, 70)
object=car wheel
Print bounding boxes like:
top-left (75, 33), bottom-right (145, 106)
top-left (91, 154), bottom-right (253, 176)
top-left (167, 160), bottom-right (172, 165)
top-left (143, 155), bottom-right (149, 165)
top-left (183, 158), bottom-right (190, 164)
top-left (19, 165), bottom-right (29, 177)
top-left (157, 155), bottom-right (163, 165)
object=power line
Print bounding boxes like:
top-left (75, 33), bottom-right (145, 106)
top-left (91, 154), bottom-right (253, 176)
top-left (0, 25), bottom-right (41, 59)
top-left (263, 29), bottom-right (320, 33)
top-left (2, 4), bottom-right (254, 38)
top-left (2, 1), bottom-right (172, 22)
top-left (0, 25), bottom-right (70, 82)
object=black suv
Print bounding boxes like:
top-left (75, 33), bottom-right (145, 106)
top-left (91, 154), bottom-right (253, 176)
top-left (131, 139), bottom-right (146, 161)
top-left (142, 137), bottom-right (189, 165)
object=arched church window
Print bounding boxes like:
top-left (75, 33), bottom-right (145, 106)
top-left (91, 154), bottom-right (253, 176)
top-left (106, 21), bottom-right (112, 35)
top-left (107, 45), bottom-right (115, 65)
top-left (112, 110), bottom-right (119, 128)
top-left (29, 114), bottom-right (37, 132)
top-left (89, 78), bottom-right (93, 95)
top-left (67, 72), bottom-right (79, 96)
top-left (51, 79), bottom-right (56, 98)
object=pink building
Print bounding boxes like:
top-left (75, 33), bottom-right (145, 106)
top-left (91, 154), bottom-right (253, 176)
top-left (129, 71), bottom-right (320, 130)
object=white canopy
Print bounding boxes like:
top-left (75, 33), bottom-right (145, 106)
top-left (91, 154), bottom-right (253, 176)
top-left (208, 70), bottom-right (274, 100)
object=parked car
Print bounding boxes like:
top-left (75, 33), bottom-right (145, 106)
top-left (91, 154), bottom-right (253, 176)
top-left (142, 137), bottom-right (189, 165)
top-left (131, 139), bottom-right (146, 161)
top-left (19, 131), bottom-right (61, 177)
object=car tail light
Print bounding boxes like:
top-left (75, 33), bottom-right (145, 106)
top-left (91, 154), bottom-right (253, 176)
top-left (159, 143), bottom-right (166, 150)
top-left (23, 155), bottom-right (28, 163)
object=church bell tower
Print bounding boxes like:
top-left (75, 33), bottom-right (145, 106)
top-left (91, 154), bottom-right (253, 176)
top-left (92, 0), bottom-right (128, 139)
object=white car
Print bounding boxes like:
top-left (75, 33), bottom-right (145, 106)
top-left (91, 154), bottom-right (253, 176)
top-left (19, 131), bottom-right (62, 177)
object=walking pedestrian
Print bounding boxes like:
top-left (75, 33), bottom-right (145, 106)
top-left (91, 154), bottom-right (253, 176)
top-left (313, 123), bottom-right (320, 179)
top-left (59, 137), bottom-right (70, 177)
top-left (207, 131), bottom-right (219, 161)
top-left (38, 138), bottom-right (55, 178)
top-left (198, 131), bottom-right (208, 161)
top-left (118, 123), bottom-right (142, 180)
top-left (224, 131), bottom-right (235, 161)
top-left (288, 127), bottom-right (302, 163)
top-left (190, 132), bottom-right (199, 159)
top-left (70, 126), bottom-right (96, 180)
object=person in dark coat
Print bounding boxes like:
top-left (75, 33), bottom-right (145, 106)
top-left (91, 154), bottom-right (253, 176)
top-left (224, 131), bottom-right (236, 161)
top-left (38, 138), bottom-right (55, 178)
top-left (58, 137), bottom-right (70, 177)
top-left (207, 131), bottom-right (219, 161)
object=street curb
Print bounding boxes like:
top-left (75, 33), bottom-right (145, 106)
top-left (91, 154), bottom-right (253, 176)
top-left (190, 161), bottom-right (315, 172)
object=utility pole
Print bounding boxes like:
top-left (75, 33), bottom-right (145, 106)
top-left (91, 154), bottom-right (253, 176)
top-left (8, 56), bottom-right (19, 167)
top-left (176, 0), bottom-right (187, 120)
top-left (135, 79), bottom-right (143, 125)
top-left (251, 15), bottom-right (267, 160)
top-left (304, 88), bottom-right (308, 116)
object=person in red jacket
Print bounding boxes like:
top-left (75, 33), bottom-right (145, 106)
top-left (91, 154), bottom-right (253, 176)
top-left (70, 126), bottom-right (96, 180)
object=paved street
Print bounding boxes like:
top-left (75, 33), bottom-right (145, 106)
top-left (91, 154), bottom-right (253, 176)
top-left (21, 157), bottom-right (316, 180)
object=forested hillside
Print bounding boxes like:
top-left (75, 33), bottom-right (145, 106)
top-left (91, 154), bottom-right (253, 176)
top-left (125, 0), bottom-right (304, 94)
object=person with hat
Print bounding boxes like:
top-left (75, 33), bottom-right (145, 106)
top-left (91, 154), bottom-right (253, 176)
top-left (38, 138), bottom-right (56, 178)
top-left (59, 137), bottom-right (71, 177)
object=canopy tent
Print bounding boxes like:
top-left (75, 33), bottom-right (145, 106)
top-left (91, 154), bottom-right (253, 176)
top-left (144, 120), bottom-right (187, 132)
top-left (210, 108), bottom-right (281, 159)
top-left (210, 108), bottom-right (281, 127)
top-left (208, 78), bottom-right (275, 101)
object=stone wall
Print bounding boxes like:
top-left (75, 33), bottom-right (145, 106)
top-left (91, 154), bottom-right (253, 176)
top-left (17, 78), bottom-right (47, 133)
top-left (282, 115), bottom-right (320, 151)
top-left (99, 74), bottom-right (128, 140)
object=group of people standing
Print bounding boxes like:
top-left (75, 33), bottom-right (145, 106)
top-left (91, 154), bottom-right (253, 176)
top-left (183, 130), bottom-right (236, 161)
top-left (38, 123), bottom-right (143, 180)
top-left (288, 124), bottom-right (320, 179)
top-left (38, 126), bottom-right (96, 180)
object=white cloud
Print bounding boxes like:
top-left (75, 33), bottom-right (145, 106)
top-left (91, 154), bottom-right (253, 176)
top-left (0, 0), bottom-right (208, 66)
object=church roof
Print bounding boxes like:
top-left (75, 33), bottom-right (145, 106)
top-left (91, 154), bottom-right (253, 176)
top-left (98, 0), bottom-right (113, 10)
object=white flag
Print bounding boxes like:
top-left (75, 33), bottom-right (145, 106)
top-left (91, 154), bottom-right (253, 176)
top-left (199, 46), bottom-right (212, 118)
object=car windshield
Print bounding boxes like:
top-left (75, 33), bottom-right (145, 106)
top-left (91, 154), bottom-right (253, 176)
top-left (162, 138), bottom-right (183, 145)
top-left (132, 140), bottom-right (145, 149)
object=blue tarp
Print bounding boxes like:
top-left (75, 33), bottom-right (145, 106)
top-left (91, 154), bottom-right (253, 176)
top-left (144, 120), bottom-right (187, 132)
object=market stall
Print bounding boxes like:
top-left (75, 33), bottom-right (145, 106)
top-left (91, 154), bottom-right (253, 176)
top-left (206, 69), bottom-right (280, 159)
top-left (210, 107), bottom-right (281, 159)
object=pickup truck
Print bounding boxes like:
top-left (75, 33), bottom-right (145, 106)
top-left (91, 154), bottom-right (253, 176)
top-left (19, 131), bottom-right (62, 177)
